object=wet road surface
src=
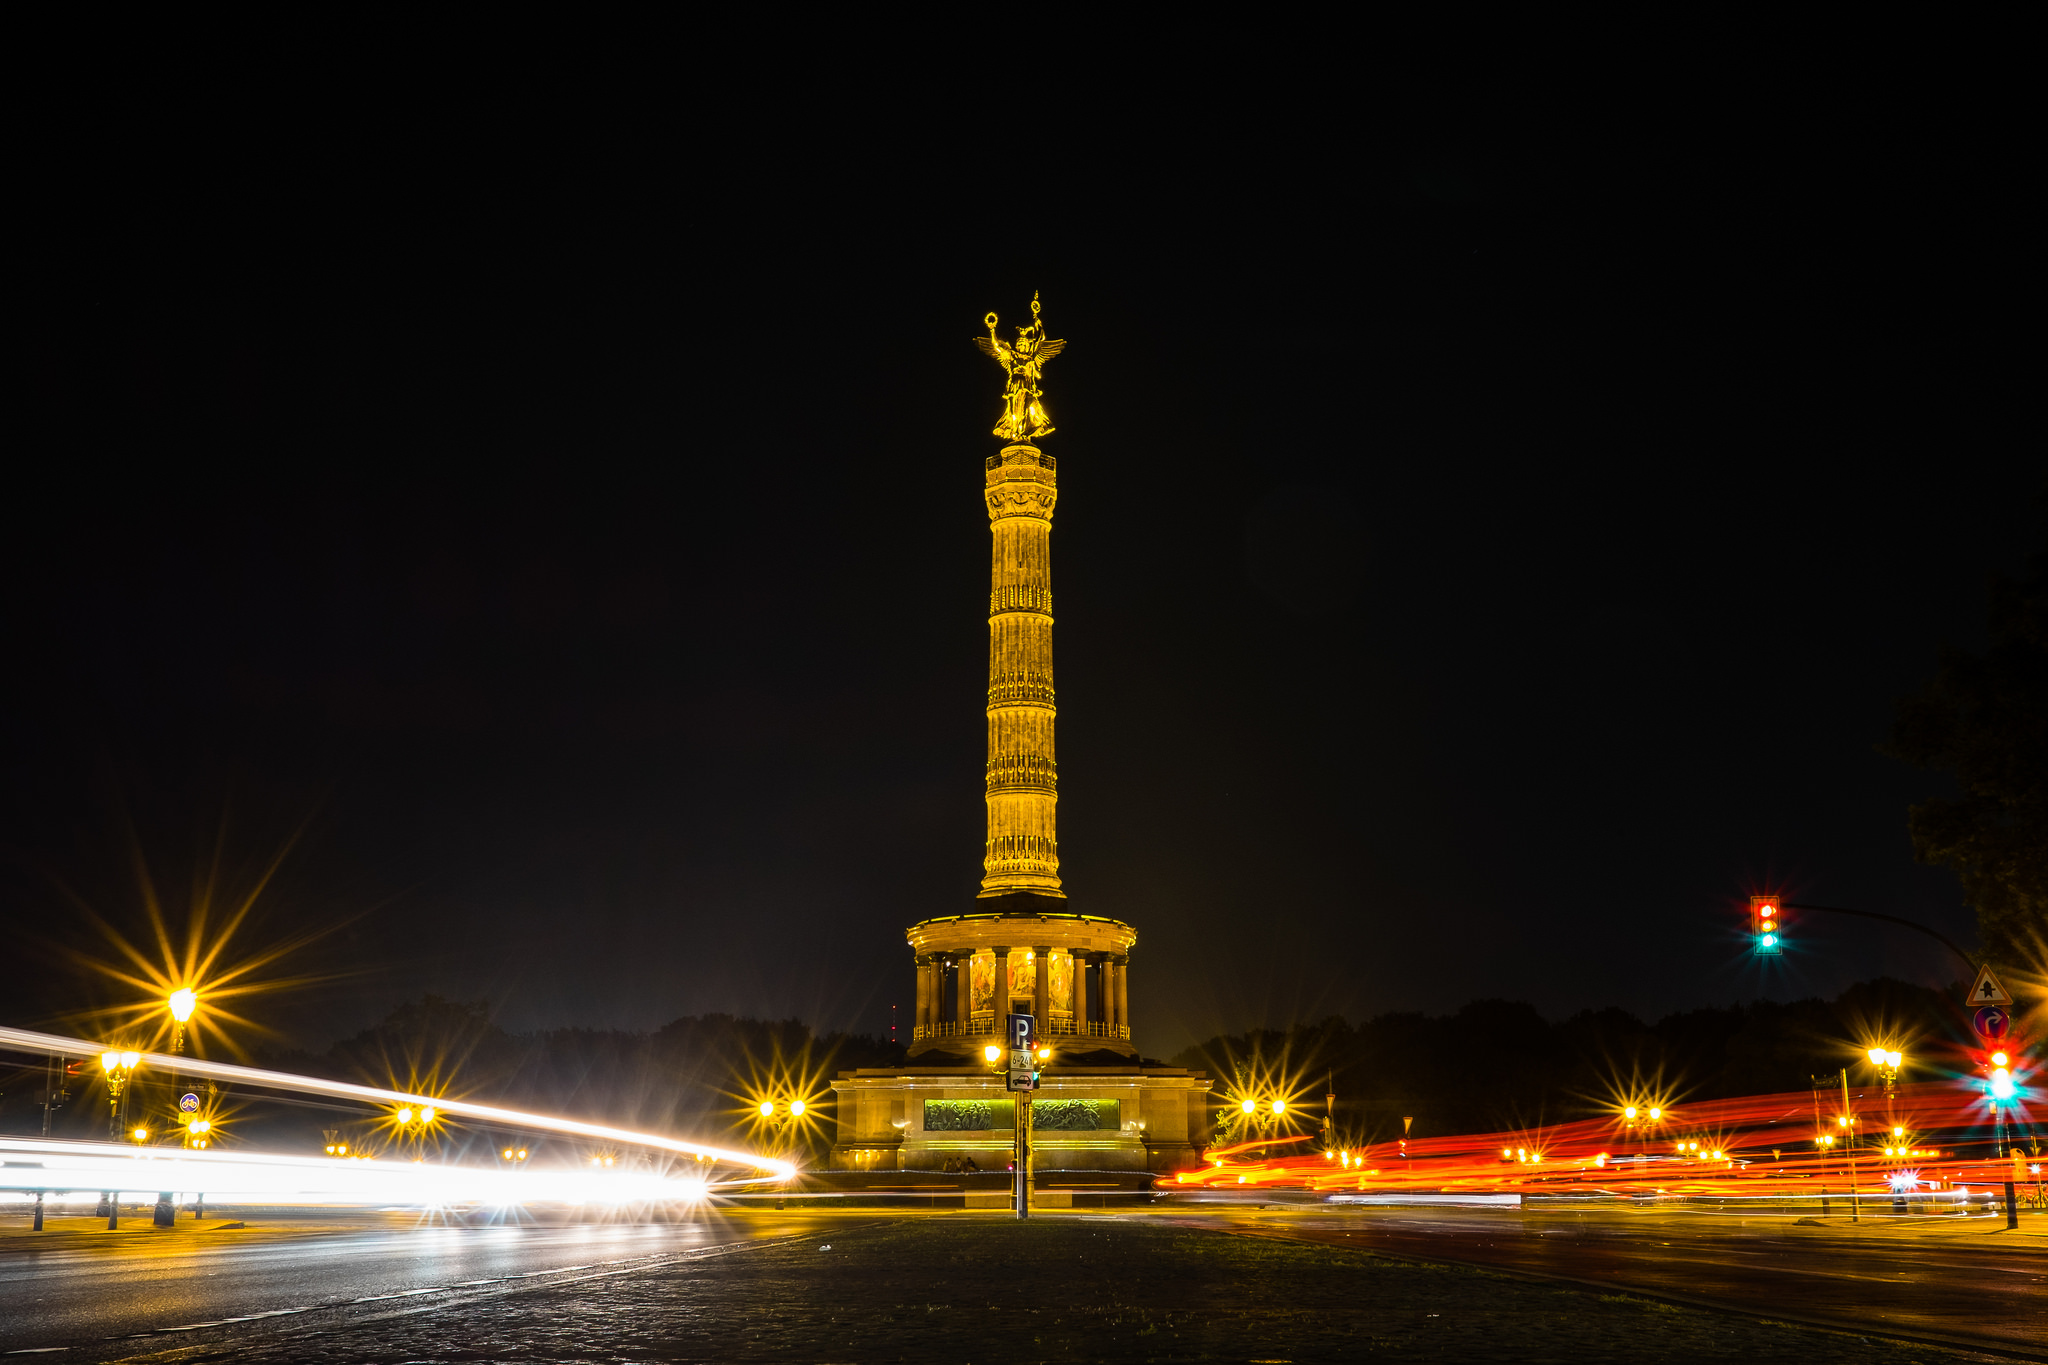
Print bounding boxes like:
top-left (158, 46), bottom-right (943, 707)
top-left (1, 1203), bottom-right (2040, 1361)
top-left (0, 1210), bottom-right (837, 1360)
top-left (1169, 1200), bottom-right (2048, 1357)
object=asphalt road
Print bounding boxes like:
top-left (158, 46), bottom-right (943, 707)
top-left (0, 1209), bottom-right (835, 1361)
top-left (1169, 1199), bottom-right (2048, 1358)
top-left (1, 1202), bottom-right (2041, 1361)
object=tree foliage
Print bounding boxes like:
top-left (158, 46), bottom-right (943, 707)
top-left (1168, 978), bottom-right (1957, 1142)
top-left (1889, 529), bottom-right (2048, 967)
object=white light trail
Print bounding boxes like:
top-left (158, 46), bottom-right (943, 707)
top-left (0, 1134), bottom-right (715, 1205)
top-left (0, 1024), bottom-right (794, 1184)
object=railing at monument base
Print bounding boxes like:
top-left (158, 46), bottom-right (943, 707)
top-left (910, 1020), bottom-right (1130, 1043)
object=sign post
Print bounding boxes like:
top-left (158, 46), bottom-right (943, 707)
top-left (1007, 1013), bottom-right (1036, 1219)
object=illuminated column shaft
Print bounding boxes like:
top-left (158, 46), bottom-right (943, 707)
top-left (982, 444), bottom-right (1063, 896)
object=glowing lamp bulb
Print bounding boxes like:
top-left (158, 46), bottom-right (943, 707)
top-left (1885, 1051), bottom-right (1902, 1068)
top-left (191, 1119), bottom-right (210, 1134)
top-left (121, 1051), bottom-right (140, 1070)
top-left (1759, 933), bottom-right (1777, 947)
top-left (1649, 1108), bottom-right (1661, 1120)
top-left (759, 1101), bottom-right (776, 1118)
top-left (1990, 1068), bottom-right (2015, 1099)
top-left (168, 987), bottom-right (198, 1022)
top-left (133, 1127), bottom-right (149, 1141)
top-left (420, 1106), bottom-right (436, 1123)
top-left (1867, 1047), bottom-right (1886, 1065)
top-left (983, 1045), bottom-right (1002, 1063)
top-left (1241, 1099), bottom-right (1257, 1114)
top-left (101, 1050), bottom-right (120, 1072)
top-left (1893, 1126), bottom-right (1904, 1137)
top-left (1037, 1046), bottom-right (1051, 1060)
top-left (789, 1100), bottom-right (806, 1117)
top-left (395, 1107), bottom-right (414, 1125)
top-left (1624, 1106), bottom-right (1637, 1119)
top-left (1271, 1100), bottom-right (1286, 1115)
top-left (1991, 1052), bottom-right (2009, 1068)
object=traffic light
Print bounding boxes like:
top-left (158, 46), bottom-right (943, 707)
top-left (1749, 896), bottom-right (1783, 954)
top-left (1988, 1049), bottom-right (2016, 1101)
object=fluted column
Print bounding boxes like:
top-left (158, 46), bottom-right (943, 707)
top-left (1115, 956), bottom-right (1130, 1036)
top-left (955, 958), bottom-right (970, 1029)
top-left (1099, 958), bottom-right (1117, 1032)
top-left (1074, 953), bottom-right (1089, 1036)
top-left (1034, 946), bottom-right (1050, 1027)
top-left (981, 444), bottom-right (1063, 897)
top-left (914, 958), bottom-right (931, 1037)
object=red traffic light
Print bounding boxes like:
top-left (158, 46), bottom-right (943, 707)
top-left (1749, 896), bottom-right (1783, 953)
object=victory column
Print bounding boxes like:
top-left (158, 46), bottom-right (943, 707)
top-left (828, 298), bottom-right (1210, 1191)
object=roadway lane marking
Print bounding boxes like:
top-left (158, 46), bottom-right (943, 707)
top-left (4, 1349), bottom-right (70, 1355)
top-left (90, 1229), bottom-right (862, 1362)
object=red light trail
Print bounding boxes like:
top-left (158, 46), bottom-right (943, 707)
top-left (1171, 1082), bottom-right (2038, 1199)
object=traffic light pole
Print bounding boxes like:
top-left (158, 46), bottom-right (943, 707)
top-left (1784, 903), bottom-right (1975, 975)
top-left (1014, 1091), bottom-right (1032, 1220)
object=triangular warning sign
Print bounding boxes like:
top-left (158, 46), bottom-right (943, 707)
top-left (1968, 964), bottom-right (2013, 1007)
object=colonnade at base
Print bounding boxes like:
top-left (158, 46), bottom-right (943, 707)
top-left (912, 945), bottom-right (1129, 1042)
top-left (904, 913), bottom-right (1137, 1050)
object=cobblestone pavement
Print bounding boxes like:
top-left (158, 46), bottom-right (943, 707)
top-left (110, 1214), bottom-right (2013, 1364)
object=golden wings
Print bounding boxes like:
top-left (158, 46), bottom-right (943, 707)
top-left (975, 335), bottom-right (1067, 369)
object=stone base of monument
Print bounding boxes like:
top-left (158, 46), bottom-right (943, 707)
top-left (827, 1063), bottom-right (1210, 1178)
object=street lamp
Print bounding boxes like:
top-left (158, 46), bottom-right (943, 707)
top-left (168, 988), bottom-right (198, 1049)
top-left (100, 1050), bottom-right (141, 1140)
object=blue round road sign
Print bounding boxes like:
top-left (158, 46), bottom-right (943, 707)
top-left (179, 1092), bottom-right (200, 1112)
top-left (1973, 1006), bottom-right (2010, 1040)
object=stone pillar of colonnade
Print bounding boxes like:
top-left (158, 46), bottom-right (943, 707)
top-left (1073, 953), bottom-right (1088, 1036)
top-left (994, 946), bottom-right (1014, 1022)
top-left (1097, 958), bottom-right (1116, 1032)
top-left (1115, 956), bottom-right (1130, 1037)
top-left (914, 959), bottom-right (931, 1037)
top-left (955, 957), bottom-right (971, 1028)
top-left (1034, 947), bottom-right (1050, 1028)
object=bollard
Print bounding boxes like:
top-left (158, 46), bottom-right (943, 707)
top-left (194, 1192), bottom-right (205, 1220)
top-left (33, 1191), bottom-right (44, 1232)
top-left (153, 1192), bottom-right (175, 1228)
top-left (2005, 1182), bottom-right (2019, 1230)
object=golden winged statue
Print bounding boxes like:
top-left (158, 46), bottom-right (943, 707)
top-left (974, 292), bottom-right (1066, 443)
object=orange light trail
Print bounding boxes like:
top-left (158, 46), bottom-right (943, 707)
top-left (1169, 1082), bottom-right (2037, 1198)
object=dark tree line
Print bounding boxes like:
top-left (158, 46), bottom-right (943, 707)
top-left (1889, 518), bottom-right (2048, 968)
top-left (1168, 977), bottom-right (1967, 1144)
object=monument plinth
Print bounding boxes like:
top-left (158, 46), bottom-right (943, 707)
top-left (829, 297), bottom-right (1209, 1176)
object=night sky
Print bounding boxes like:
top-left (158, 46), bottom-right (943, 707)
top-left (8, 113), bottom-right (2037, 1061)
